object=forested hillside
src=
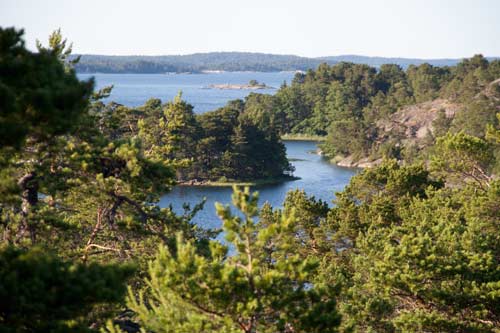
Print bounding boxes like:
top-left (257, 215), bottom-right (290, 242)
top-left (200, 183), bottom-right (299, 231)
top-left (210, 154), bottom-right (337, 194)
top-left (72, 52), bottom-right (490, 73)
top-left (74, 52), bottom-right (324, 73)
top-left (1, 28), bottom-right (499, 333)
top-left (235, 56), bottom-right (500, 170)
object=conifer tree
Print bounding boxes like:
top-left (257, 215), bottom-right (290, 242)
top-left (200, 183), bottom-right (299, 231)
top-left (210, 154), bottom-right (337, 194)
top-left (0, 27), bottom-right (93, 245)
top-left (0, 246), bottom-right (134, 333)
top-left (128, 187), bottom-right (340, 333)
top-left (431, 132), bottom-right (494, 190)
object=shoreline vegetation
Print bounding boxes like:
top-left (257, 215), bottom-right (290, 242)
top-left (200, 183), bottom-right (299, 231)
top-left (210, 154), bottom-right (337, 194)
top-left (3, 28), bottom-right (500, 333)
top-left (72, 52), bottom-right (484, 74)
top-left (177, 175), bottom-right (300, 187)
top-left (235, 55), bottom-right (499, 173)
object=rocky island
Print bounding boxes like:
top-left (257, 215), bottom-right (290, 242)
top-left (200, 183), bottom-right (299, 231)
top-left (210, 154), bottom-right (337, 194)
top-left (205, 79), bottom-right (274, 90)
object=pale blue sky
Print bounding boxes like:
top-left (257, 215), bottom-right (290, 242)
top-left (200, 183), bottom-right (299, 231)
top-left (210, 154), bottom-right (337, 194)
top-left (1, 0), bottom-right (499, 58)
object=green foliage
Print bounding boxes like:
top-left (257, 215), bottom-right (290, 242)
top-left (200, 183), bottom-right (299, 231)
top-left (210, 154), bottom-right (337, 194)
top-left (0, 28), bottom-right (94, 247)
top-left (431, 132), bottom-right (494, 190)
top-left (430, 108), bottom-right (453, 138)
top-left (0, 27), bottom-right (211, 332)
top-left (213, 56), bottom-right (499, 168)
top-left (486, 112), bottom-right (500, 144)
top-left (451, 95), bottom-right (499, 138)
top-left (3, 26), bottom-right (500, 333)
top-left (348, 181), bottom-right (500, 332)
top-left (406, 63), bottom-right (451, 102)
top-left (0, 246), bottom-right (134, 333)
top-left (36, 28), bottom-right (81, 70)
top-left (128, 187), bottom-right (340, 333)
top-left (133, 95), bottom-right (293, 182)
top-left (74, 53), bottom-right (469, 74)
top-left (0, 30), bottom-right (203, 265)
top-left (0, 27), bottom-right (93, 148)
top-left (317, 160), bottom-right (499, 332)
top-left (326, 159), bottom-right (442, 250)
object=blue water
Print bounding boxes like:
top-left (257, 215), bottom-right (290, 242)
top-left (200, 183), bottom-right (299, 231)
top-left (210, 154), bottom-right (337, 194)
top-left (160, 141), bottom-right (357, 230)
top-left (79, 72), bottom-right (358, 230)
top-left (78, 72), bottom-right (295, 113)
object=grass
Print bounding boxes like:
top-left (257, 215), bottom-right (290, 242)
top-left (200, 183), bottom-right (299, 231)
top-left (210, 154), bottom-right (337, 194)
top-left (281, 134), bottom-right (327, 141)
top-left (178, 175), bottom-right (300, 187)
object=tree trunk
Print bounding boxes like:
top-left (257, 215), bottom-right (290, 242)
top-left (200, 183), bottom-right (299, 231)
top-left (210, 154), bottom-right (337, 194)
top-left (18, 171), bottom-right (38, 244)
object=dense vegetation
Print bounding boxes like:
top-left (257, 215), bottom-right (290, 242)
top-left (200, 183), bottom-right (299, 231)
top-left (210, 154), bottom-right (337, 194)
top-left (230, 56), bottom-right (500, 170)
top-left (92, 95), bottom-right (293, 184)
top-left (1, 27), bottom-right (499, 333)
top-left (72, 52), bottom-right (480, 74)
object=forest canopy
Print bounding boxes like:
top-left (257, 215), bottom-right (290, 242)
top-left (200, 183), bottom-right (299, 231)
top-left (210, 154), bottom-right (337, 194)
top-left (91, 94), bottom-right (294, 184)
top-left (72, 52), bottom-right (485, 74)
top-left (225, 56), bottom-right (500, 172)
top-left (1, 27), bottom-right (499, 333)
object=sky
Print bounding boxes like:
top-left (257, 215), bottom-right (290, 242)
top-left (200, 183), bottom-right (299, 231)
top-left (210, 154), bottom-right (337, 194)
top-left (1, 0), bottom-right (499, 58)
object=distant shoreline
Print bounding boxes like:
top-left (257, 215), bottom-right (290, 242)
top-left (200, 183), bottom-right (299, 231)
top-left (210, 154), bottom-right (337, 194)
top-left (76, 70), bottom-right (299, 75)
top-left (73, 52), bottom-right (494, 75)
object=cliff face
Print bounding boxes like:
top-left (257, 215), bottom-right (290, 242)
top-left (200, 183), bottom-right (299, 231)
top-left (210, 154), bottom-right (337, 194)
top-left (336, 98), bottom-right (462, 168)
top-left (336, 78), bottom-right (500, 168)
top-left (376, 99), bottom-right (461, 146)
top-left (335, 99), bottom-right (460, 168)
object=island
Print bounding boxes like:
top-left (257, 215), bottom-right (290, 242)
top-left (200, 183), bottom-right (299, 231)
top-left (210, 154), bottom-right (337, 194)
top-left (101, 94), bottom-right (297, 187)
top-left (205, 79), bottom-right (274, 90)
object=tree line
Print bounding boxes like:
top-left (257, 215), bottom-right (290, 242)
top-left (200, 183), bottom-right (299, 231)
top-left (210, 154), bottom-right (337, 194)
top-left (93, 96), bottom-right (293, 184)
top-left (235, 56), bottom-right (500, 171)
top-left (1, 28), bottom-right (499, 333)
top-left (73, 53), bottom-right (476, 74)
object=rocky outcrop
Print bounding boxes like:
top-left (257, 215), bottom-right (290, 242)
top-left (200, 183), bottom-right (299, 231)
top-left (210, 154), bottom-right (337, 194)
top-left (376, 98), bottom-right (461, 146)
top-left (333, 79), bottom-right (500, 169)
top-left (336, 155), bottom-right (382, 168)
top-left (334, 99), bottom-right (461, 169)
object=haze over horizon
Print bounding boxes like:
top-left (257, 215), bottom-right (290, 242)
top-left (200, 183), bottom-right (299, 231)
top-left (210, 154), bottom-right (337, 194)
top-left (1, 0), bottom-right (499, 58)
top-left (68, 52), bottom-right (493, 61)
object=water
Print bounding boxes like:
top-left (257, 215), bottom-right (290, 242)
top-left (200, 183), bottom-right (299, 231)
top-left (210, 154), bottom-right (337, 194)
top-left (159, 141), bottom-right (357, 230)
top-left (79, 72), bottom-right (358, 230)
top-left (78, 72), bottom-right (295, 113)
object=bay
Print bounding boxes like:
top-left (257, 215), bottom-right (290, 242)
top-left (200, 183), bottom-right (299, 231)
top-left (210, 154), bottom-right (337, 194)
top-left (78, 72), bottom-right (295, 113)
top-left (78, 72), bottom-right (358, 230)
top-left (160, 141), bottom-right (357, 230)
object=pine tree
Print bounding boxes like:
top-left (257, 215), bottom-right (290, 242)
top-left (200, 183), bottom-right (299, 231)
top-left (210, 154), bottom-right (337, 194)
top-left (0, 246), bottom-right (134, 333)
top-left (128, 186), bottom-right (340, 333)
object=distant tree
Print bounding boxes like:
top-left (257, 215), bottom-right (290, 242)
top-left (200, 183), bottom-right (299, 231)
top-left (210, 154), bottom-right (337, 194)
top-left (431, 108), bottom-right (453, 138)
top-left (36, 28), bottom-right (81, 70)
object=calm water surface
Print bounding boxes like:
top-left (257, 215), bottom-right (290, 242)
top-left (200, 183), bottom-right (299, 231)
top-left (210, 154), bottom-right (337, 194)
top-left (78, 72), bottom-right (295, 113)
top-left (79, 73), bottom-right (358, 230)
top-left (160, 141), bottom-right (357, 230)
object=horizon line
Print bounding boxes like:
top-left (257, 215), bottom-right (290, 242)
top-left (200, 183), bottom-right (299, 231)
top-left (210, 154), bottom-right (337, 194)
top-left (71, 51), bottom-right (499, 61)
